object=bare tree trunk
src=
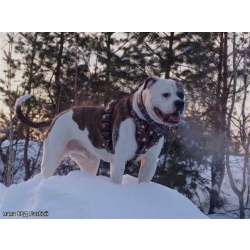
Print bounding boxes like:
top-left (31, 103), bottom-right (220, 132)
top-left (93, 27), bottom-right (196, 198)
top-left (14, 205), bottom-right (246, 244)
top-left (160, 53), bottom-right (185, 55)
top-left (22, 33), bottom-right (38, 181)
top-left (74, 33), bottom-right (79, 107)
top-left (104, 32), bottom-right (113, 105)
top-left (209, 32), bottom-right (227, 214)
top-left (165, 32), bottom-right (174, 79)
top-left (6, 106), bottom-right (13, 187)
top-left (6, 34), bottom-right (15, 187)
top-left (55, 32), bottom-right (65, 114)
top-left (0, 133), bottom-right (9, 183)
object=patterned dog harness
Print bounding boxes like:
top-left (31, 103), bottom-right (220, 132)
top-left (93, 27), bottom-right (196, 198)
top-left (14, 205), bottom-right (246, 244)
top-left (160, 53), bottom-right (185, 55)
top-left (101, 100), bottom-right (118, 153)
top-left (101, 93), bottom-right (171, 168)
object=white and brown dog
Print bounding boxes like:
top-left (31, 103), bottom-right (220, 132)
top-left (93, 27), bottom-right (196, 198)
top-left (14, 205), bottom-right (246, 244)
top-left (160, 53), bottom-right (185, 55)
top-left (15, 77), bottom-right (184, 184)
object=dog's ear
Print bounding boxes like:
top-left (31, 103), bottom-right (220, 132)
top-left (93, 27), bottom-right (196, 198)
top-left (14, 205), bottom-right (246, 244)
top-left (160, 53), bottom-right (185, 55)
top-left (143, 76), bottom-right (158, 90)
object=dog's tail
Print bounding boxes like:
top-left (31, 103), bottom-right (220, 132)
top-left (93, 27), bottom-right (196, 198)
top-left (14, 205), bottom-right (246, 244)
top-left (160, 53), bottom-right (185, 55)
top-left (15, 94), bottom-right (52, 129)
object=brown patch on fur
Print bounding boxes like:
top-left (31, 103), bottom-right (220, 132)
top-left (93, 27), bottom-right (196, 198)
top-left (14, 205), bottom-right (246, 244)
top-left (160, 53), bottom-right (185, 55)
top-left (72, 106), bottom-right (104, 149)
top-left (72, 97), bottom-right (132, 151)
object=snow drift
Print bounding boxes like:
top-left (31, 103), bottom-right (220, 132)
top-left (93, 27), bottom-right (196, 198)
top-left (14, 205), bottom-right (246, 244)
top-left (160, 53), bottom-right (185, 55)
top-left (0, 171), bottom-right (207, 219)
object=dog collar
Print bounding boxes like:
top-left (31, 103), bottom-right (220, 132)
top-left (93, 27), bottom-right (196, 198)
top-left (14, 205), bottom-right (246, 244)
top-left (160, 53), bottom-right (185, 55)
top-left (135, 91), bottom-right (171, 134)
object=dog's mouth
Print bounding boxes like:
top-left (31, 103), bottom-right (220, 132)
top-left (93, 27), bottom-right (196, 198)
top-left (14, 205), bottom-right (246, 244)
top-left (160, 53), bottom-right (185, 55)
top-left (154, 107), bottom-right (181, 125)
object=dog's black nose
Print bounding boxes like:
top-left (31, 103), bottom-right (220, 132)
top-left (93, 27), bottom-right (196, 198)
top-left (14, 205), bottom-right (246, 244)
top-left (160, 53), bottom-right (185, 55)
top-left (174, 100), bottom-right (184, 112)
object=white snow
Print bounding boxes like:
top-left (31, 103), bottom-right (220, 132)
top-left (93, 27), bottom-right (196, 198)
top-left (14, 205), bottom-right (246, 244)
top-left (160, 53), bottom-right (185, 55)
top-left (0, 170), bottom-right (207, 219)
top-left (0, 183), bottom-right (6, 204)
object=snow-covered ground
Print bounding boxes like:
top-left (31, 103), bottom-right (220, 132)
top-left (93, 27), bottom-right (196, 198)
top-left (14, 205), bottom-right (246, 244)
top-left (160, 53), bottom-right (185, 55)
top-left (1, 140), bottom-right (249, 219)
top-left (0, 170), bottom-right (207, 219)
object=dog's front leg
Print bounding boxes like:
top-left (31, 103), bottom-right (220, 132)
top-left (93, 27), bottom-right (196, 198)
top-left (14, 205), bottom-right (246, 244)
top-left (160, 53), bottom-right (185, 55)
top-left (138, 156), bottom-right (158, 183)
top-left (109, 154), bottom-right (126, 184)
top-left (138, 138), bottom-right (164, 183)
top-left (109, 119), bottom-right (137, 184)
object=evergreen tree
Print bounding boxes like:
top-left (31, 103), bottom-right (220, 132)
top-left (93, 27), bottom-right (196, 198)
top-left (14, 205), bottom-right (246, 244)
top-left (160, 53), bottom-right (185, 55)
top-left (90, 32), bottom-right (134, 105)
top-left (154, 119), bottom-right (211, 210)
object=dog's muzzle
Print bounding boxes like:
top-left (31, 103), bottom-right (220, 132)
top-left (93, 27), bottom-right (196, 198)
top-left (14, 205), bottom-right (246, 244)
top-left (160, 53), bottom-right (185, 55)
top-left (174, 100), bottom-right (184, 113)
top-left (154, 100), bottom-right (184, 125)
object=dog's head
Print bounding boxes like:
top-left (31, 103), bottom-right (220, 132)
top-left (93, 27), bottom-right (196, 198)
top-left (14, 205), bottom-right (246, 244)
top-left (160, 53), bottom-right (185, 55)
top-left (141, 76), bottom-right (185, 126)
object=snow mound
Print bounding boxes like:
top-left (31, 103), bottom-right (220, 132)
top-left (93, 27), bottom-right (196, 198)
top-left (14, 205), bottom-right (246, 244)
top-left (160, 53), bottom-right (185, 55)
top-left (0, 171), bottom-right (207, 219)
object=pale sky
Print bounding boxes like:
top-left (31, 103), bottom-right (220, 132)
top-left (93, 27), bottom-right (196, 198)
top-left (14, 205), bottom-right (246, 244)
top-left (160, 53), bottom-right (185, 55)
top-left (0, 34), bottom-right (6, 81)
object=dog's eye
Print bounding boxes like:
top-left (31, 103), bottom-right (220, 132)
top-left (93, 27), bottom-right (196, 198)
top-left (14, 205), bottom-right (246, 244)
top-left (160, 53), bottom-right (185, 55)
top-left (162, 93), bottom-right (170, 98)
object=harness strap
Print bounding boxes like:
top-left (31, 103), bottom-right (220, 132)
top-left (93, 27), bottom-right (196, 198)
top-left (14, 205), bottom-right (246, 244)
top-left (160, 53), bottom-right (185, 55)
top-left (126, 95), bottom-right (169, 168)
top-left (100, 94), bottom-right (170, 169)
top-left (101, 100), bottom-right (118, 153)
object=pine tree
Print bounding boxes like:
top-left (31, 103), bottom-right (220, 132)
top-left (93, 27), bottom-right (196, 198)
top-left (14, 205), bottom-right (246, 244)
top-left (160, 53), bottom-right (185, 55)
top-left (90, 32), bottom-right (134, 105)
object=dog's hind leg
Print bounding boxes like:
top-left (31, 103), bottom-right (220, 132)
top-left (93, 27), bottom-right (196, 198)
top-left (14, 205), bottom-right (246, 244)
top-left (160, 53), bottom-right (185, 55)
top-left (41, 137), bottom-right (66, 178)
top-left (84, 154), bottom-right (100, 175)
top-left (67, 139), bottom-right (100, 175)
